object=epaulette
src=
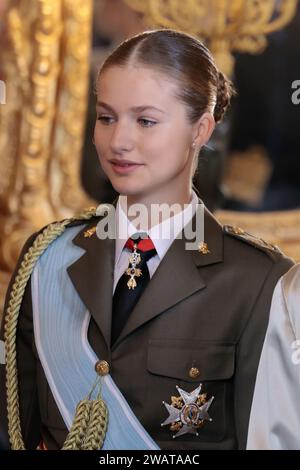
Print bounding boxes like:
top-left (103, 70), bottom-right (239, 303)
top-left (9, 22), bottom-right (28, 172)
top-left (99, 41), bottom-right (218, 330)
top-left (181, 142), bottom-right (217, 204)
top-left (223, 225), bottom-right (282, 255)
top-left (29, 207), bottom-right (100, 241)
top-left (67, 214), bottom-right (99, 229)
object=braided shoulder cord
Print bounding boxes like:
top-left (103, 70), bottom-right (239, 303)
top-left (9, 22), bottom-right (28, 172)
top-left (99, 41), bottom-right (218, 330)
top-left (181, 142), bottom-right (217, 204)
top-left (4, 208), bottom-right (98, 450)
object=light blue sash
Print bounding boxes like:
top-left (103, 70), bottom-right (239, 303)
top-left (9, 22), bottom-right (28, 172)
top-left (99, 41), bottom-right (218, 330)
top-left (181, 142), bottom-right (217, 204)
top-left (31, 225), bottom-right (159, 450)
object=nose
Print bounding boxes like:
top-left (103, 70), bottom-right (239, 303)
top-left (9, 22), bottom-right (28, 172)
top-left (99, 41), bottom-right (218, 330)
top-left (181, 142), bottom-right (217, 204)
top-left (110, 119), bottom-right (134, 154)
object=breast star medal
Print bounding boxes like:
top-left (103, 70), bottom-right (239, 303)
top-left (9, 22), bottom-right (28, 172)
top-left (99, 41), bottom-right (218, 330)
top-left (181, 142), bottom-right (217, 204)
top-left (125, 243), bottom-right (142, 290)
top-left (161, 384), bottom-right (214, 438)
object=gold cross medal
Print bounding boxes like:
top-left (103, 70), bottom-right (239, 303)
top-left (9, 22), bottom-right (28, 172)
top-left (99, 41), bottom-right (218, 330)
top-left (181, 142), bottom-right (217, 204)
top-left (125, 244), bottom-right (142, 290)
top-left (161, 384), bottom-right (214, 438)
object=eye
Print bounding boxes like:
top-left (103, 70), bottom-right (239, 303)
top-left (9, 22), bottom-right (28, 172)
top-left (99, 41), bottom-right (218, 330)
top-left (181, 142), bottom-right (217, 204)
top-left (138, 118), bottom-right (157, 128)
top-left (97, 115), bottom-right (115, 125)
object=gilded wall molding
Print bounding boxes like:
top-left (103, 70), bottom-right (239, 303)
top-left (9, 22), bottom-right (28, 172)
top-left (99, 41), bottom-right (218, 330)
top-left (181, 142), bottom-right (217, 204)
top-left (0, 0), bottom-right (93, 277)
top-left (125, 0), bottom-right (297, 75)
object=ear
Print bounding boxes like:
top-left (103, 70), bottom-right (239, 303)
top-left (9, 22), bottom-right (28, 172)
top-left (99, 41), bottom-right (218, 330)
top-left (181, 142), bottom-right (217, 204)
top-left (192, 112), bottom-right (215, 148)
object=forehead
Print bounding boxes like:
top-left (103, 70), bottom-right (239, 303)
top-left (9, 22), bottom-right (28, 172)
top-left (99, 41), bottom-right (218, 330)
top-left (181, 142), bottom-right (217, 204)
top-left (97, 65), bottom-right (180, 109)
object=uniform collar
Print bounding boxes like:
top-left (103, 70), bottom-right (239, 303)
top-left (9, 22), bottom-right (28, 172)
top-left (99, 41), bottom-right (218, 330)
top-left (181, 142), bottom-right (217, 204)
top-left (114, 190), bottom-right (199, 264)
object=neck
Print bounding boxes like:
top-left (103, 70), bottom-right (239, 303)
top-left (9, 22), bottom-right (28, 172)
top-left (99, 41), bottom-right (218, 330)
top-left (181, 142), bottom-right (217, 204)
top-left (120, 187), bottom-right (193, 230)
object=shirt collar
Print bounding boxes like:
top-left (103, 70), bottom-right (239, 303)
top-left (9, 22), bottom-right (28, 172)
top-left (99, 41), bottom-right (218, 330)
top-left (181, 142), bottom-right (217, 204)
top-left (114, 190), bottom-right (199, 266)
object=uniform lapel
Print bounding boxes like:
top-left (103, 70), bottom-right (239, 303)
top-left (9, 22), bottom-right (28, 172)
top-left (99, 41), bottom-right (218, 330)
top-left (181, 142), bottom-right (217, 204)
top-left (67, 218), bottom-right (115, 350)
top-left (113, 206), bottom-right (224, 348)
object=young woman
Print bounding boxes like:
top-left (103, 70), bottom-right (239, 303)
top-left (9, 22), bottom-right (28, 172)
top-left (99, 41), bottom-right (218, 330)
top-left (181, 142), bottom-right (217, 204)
top-left (0, 29), bottom-right (293, 450)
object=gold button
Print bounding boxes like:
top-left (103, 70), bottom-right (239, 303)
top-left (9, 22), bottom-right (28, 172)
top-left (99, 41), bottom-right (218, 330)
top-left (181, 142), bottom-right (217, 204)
top-left (189, 367), bottom-right (200, 379)
top-left (95, 360), bottom-right (110, 376)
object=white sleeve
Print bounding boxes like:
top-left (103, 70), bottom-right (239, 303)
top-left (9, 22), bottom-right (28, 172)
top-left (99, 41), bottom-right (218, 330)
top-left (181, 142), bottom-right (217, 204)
top-left (246, 264), bottom-right (300, 450)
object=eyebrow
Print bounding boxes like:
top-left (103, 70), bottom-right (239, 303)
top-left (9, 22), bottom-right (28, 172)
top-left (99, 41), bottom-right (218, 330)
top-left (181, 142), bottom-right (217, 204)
top-left (96, 101), bottom-right (165, 114)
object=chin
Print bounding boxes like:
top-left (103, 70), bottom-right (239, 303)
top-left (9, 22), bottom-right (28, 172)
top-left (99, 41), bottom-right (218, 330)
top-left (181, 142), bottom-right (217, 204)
top-left (110, 181), bottom-right (142, 197)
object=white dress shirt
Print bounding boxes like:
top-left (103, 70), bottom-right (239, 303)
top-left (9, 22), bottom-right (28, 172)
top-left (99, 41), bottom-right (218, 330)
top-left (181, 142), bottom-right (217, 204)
top-left (113, 191), bottom-right (199, 292)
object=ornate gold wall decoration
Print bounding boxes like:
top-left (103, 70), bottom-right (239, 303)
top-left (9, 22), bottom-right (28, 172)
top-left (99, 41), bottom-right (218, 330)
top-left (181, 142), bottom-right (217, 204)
top-left (124, 0), bottom-right (297, 75)
top-left (52, 0), bottom-right (93, 213)
top-left (0, 0), bottom-right (93, 313)
top-left (222, 147), bottom-right (273, 206)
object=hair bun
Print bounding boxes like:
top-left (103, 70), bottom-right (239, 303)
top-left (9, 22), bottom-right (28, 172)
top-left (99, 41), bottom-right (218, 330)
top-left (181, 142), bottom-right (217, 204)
top-left (214, 71), bottom-right (234, 123)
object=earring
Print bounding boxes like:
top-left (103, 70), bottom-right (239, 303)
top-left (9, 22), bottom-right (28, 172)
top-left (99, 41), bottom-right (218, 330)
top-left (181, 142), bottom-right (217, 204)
top-left (192, 141), bottom-right (196, 149)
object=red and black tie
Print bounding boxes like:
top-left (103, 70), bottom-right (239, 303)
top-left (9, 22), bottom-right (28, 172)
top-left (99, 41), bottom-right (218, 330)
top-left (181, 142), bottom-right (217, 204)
top-left (111, 234), bottom-right (157, 345)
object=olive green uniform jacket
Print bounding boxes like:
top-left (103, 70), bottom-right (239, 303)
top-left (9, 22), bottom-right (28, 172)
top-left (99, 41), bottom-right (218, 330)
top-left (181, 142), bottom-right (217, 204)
top-left (0, 207), bottom-right (294, 450)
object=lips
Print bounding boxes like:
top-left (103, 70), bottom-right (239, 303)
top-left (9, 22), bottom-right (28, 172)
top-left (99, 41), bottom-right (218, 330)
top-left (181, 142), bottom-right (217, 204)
top-left (113, 162), bottom-right (137, 167)
top-left (110, 159), bottom-right (141, 166)
top-left (110, 159), bottom-right (144, 175)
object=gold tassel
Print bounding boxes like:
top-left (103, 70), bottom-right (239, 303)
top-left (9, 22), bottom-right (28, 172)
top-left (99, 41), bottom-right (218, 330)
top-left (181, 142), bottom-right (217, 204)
top-left (62, 376), bottom-right (109, 450)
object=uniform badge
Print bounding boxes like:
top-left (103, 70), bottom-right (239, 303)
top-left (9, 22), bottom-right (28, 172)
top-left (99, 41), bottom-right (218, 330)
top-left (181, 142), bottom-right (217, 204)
top-left (84, 226), bottom-right (97, 238)
top-left (198, 241), bottom-right (210, 254)
top-left (161, 384), bottom-right (214, 438)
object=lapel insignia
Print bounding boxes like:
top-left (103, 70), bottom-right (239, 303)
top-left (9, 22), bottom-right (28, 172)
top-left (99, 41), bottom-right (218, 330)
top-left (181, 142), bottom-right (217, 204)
top-left (84, 226), bottom-right (97, 238)
top-left (198, 241), bottom-right (210, 254)
top-left (161, 384), bottom-right (214, 438)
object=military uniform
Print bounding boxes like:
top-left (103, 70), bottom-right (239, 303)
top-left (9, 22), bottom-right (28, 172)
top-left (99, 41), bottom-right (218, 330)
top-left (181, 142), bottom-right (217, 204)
top-left (0, 206), bottom-right (294, 450)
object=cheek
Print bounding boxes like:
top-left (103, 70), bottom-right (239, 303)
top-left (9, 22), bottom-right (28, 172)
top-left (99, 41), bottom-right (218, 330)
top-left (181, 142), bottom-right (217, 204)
top-left (94, 127), bottom-right (109, 154)
top-left (154, 127), bottom-right (191, 158)
top-left (142, 127), bottom-right (176, 155)
top-left (160, 122), bottom-right (191, 148)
